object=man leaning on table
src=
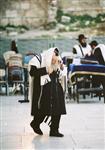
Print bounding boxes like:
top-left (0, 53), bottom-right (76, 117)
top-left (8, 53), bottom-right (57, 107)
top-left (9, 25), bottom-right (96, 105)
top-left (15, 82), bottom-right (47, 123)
top-left (90, 40), bottom-right (105, 97)
top-left (90, 40), bottom-right (105, 65)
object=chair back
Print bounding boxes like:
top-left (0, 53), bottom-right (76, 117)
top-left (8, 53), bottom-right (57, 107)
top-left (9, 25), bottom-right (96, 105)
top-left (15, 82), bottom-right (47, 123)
top-left (8, 53), bottom-right (23, 67)
top-left (0, 69), bottom-right (5, 79)
top-left (3, 51), bottom-right (16, 64)
top-left (23, 53), bottom-right (35, 68)
top-left (8, 66), bottom-right (23, 81)
top-left (7, 53), bottom-right (23, 82)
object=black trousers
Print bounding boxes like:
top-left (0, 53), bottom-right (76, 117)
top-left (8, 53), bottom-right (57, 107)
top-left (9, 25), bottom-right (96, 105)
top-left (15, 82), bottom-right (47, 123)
top-left (31, 112), bottom-right (61, 131)
top-left (91, 66), bottom-right (105, 102)
top-left (92, 75), bottom-right (101, 87)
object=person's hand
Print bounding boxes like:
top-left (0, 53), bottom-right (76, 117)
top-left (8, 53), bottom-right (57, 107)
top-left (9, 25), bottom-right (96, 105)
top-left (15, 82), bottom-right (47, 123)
top-left (46, 66), bottom-right (53, 74)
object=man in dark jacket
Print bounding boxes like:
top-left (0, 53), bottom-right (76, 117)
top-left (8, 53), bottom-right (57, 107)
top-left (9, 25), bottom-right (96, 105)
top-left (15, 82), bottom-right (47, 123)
top-left (29, 48), bottom-right (66, 137)
top-left (90, 40), bottom-right (105, 65)
top-left (90, 40), bottom-right (105, 98)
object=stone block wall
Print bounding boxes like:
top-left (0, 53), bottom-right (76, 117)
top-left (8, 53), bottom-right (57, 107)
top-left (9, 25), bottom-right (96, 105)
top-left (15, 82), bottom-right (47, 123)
top-left (0, 0), bottom-right (105, 28)
top-left (0, 0), bottom-right (48, 28)
top-left (58, 0), bottom-right (105, 15)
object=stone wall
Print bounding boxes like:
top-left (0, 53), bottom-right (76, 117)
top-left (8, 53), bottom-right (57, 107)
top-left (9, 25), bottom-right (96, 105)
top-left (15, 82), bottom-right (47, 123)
top-left (58, 0), bottom-right (105, 16)
top-left (0, 0), bottom-right (49, 28)
top-left (0, 0), bottom-right (105, 28)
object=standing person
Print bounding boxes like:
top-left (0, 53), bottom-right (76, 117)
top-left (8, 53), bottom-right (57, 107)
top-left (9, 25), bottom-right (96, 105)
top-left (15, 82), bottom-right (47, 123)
top-left (72, 34), bottom-right (92, 57)
top-left (11, 40), bottom-right (18, 53)
top-left (90, 40), bottom-right (105, 97)
top-left (29, 48), bottom-right (66, 137)
top-left (3, 40), bottom-right (22, 94)
top-left (90, 40), bottom-right (105, 65)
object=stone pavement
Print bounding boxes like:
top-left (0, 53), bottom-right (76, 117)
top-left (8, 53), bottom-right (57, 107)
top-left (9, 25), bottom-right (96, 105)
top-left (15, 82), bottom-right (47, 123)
top-left (0, 95), bottom-right (105, 150)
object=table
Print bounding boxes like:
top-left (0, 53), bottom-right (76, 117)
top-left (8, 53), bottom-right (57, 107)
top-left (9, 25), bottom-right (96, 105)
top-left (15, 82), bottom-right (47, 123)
top-left (69, 64), bottom-right (105, 103)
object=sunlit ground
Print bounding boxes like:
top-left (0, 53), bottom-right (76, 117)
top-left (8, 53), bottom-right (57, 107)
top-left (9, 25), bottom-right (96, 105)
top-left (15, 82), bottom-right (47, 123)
top-left (0, 95), bottom-right (104, 149)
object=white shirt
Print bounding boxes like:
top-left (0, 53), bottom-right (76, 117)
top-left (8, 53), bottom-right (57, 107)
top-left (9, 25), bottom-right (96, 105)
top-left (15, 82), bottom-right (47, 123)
top-left (73, 44), bottom-right (92, 57)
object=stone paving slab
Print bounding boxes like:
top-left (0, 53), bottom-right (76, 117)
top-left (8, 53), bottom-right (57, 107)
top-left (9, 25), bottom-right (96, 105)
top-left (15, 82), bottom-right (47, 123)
top-left (0, 96), bottom-right (105, 150)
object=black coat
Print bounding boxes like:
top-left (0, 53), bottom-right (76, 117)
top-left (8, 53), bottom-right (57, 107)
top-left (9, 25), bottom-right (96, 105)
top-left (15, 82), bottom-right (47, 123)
top-left (94, 47), bottom-right (105, 65)
top-left (30, 65), bottom-right (47, 116)
top-left (39, 71), bottom-right (66, 115)
top-left (30, 66), bottom-right (66, 116)
top-left (94, 47), bottom-right (105, 94)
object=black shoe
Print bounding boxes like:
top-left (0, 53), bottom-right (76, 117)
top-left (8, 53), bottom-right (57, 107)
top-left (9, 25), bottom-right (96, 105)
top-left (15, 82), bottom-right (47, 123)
top-left (30, 122), bottom-right (43, 135)
top-left (49, 131), bottom-right (64, 137)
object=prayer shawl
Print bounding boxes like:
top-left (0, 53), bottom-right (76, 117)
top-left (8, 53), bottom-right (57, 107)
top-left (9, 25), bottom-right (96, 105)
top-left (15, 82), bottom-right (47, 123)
top-left (94, 44), bottom-right (105, 62)
top-left (28, 47), bottom-right (58, 101)
top-left (73, 44), bottom-right (92, 57)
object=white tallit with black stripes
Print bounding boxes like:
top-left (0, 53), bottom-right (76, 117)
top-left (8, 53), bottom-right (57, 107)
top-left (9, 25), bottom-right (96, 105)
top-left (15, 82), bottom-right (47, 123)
top-left (28, 47), bottom-right (59, 101)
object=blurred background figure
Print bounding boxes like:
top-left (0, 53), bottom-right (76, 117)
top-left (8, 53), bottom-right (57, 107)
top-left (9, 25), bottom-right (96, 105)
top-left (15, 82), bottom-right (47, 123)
top-left (90, 40), bottom-right (105, 65)
top-left (72, 34), bottom-right (92, 58)
top-left (90, 40), bottom-right (105, 97)
top-left (3, 40), bottom-right (19, 65)
top-left (11, 40), bottom-right (19, 54)
top-left (3, 40), bottom-right (23, 95)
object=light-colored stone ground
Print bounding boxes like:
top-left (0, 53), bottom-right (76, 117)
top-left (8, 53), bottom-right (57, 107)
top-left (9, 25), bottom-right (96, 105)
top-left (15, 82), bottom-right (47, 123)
top-left (0, 95), bottom-right (105, 150)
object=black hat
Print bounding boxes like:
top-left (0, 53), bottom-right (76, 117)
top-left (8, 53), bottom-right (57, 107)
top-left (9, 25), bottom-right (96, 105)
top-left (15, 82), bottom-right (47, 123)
top-left (89, 40), bottom-right (98, 46)
top-left (77, 34), bottom-right (87, 41)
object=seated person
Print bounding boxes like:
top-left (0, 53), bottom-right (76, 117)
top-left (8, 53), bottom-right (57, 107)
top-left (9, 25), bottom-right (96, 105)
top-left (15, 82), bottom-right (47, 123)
top-left (3, 40), bottom-right (19, 65)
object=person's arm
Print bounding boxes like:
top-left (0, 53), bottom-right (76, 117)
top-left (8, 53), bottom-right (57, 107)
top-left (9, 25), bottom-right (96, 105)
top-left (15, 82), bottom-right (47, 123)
top-left (30, 65), bottom-right (47, 77)
top-left (72, 48), bottom-right (77, 54)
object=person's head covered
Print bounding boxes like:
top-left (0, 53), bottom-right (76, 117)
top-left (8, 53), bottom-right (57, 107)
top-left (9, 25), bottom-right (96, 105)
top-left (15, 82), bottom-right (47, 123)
top-left (77, 34), bottom-right (87, 47)
top-left (42, 47), bottom-right (60, 67)
top-left (90, 40), bottom-right (98, 47)
top-left (89, 40), bottom-right (98, 50)
top-left (77, 34), bottom-right (87, 42)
